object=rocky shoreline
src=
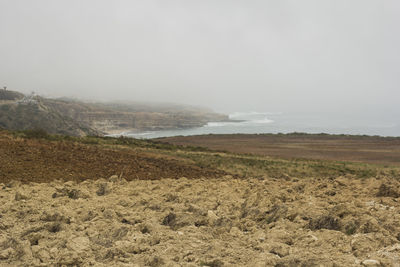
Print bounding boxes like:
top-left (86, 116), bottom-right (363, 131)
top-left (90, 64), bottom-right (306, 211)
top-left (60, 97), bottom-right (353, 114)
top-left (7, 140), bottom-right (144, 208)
top-left (0, 89), bottom-right (229, 137)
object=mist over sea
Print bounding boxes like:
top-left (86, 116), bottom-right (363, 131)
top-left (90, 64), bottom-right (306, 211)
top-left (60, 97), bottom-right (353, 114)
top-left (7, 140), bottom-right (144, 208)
top-left (122, 112), bottom-right (400, 139)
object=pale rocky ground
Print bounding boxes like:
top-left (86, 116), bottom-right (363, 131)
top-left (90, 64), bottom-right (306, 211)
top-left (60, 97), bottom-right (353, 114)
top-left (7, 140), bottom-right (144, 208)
top-left (0, 175), bottom-right (400, 266)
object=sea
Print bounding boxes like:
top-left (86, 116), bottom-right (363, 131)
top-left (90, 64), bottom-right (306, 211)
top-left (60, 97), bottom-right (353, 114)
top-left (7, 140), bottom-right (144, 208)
top-left (118, 111), bottom-right (400, 139)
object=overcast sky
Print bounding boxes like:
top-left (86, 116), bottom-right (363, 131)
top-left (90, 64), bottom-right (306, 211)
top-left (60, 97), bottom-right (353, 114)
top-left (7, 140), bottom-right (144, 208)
top-left (0, 0), bottom-right (399, 115)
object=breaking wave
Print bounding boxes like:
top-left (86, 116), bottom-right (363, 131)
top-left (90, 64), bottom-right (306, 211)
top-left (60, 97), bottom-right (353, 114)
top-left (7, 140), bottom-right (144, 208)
top-left (206, 111), bottom-right (275, 127)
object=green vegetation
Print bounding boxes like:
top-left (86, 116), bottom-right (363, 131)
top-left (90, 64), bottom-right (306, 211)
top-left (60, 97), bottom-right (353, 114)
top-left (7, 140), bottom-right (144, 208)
top-left (175, 151), bottom-right (397, 179)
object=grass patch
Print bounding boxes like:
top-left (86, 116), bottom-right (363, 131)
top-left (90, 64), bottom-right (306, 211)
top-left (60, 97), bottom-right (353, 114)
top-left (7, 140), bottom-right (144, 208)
top-left (7, 129), bottom-right (400, 180)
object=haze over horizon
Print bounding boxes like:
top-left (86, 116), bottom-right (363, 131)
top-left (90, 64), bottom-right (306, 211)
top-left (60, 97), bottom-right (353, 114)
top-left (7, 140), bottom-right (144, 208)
top-left (1, 0), bottom-right (399, 118)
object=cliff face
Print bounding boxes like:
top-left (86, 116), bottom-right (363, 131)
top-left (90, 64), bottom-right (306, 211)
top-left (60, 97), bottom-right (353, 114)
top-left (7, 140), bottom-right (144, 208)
top-left (0, 90), bottom-right (229, 136)
top-left (0, 99), bottom-right (101, 136)
top-left (43, 99), bottom-right (229, 134)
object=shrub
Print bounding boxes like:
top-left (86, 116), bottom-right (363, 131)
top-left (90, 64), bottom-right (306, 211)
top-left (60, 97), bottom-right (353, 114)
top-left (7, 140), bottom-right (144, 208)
top-left (23, 128), bottom-right (50, 139)
top-left (308, 215), bottom-right (341, 231)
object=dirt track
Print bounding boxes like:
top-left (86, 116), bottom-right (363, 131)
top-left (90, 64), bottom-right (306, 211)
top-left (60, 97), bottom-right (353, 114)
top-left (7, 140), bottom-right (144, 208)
top-left (158, 134), bottom-right (400, 166)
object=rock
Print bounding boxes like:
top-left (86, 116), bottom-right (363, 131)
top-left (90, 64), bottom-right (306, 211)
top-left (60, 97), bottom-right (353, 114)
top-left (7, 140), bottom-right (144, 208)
top-left (362, 259), bottom-right (381, 266)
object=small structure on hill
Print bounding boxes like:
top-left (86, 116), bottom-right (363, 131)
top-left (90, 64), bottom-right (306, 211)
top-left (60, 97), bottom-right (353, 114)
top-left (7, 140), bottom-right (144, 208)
top-left (17, 91), bottom-right (38, 104)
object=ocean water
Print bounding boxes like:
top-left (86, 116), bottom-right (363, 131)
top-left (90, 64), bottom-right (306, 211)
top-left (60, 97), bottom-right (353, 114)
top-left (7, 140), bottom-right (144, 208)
top-left (118, 112), bottom-right (400, 139)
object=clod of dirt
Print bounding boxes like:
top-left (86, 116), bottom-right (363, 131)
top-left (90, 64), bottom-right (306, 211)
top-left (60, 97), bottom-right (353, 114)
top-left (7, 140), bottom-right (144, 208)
top-left (40, 211), bottom-right (68, 223)
top-left (139, 224), bottom-right (151, 234)
top-left (96, 183), bottom-right (110, 196)
top-left (47, 222), bottom-right (62, 233)
top-left (200, 259), bottom-right (224, 267)
top-left (0, 247), bottom-right (14, 260)
top-left (359, 219), bottom-right (380, 234)
top-left (1, 174), bottom-right (400, 266)
top-left (344, 221), bottom-right (358, 235)
top-left (308, 215), bottom-right (341, 231)
top-left (376, 183), bottom-right (400, 198)
top-left (160, 212), bottom-right (192, 230)
top-left (161, 213), bottom-right (177, 228)
top-left (146, 255), bottom-right (164, 267)
top-left (14, 192), bottom-right (29, 201)
top-left (362, 259), bottom-right (381, 266)
top-left (269, 243), bottom-right (291, 257)
top-left (52, 187), bottom-right (88, 199)
top-left (264, 204), bottom-right (288, 224)
top-left (67, 189), bottom-right (80, 199)
top-left (207, 210), bottom-right (219, 225)
top-left (66, 236), bottom-right (91, 254)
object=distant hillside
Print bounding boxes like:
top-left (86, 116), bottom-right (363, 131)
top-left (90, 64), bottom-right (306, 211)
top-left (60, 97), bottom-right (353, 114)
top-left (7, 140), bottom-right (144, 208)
top-left (0, 89), bottom-right (229, 136)
top-left (0, 93), bottom-right (101, 136)
top-left (0, 90), bottom-right (24, 101)
top-left (44, 98), bottom-right (229, 134)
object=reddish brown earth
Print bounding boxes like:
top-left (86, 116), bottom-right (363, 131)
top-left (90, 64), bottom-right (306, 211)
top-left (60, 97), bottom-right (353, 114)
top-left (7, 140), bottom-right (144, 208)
top-left (158, 134), bottom-right (400, 166)
top-left (0, 131), bottom-right (225, 184)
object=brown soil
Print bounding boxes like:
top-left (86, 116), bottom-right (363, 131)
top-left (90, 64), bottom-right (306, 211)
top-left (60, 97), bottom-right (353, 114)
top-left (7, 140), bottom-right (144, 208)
top-left (1, 131), bottom-right (400, 266)
top-left (158, 134), bottom-right (400, 166)
top-left (0, 131), bottom-right (225, 184)
top-left (1, 175), bottom-right (399, 266)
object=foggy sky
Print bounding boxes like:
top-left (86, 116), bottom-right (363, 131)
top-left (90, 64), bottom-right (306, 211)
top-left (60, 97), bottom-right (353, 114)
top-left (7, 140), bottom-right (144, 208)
top-left (1, 0), bottom-right (399, 115)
